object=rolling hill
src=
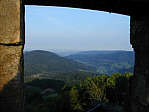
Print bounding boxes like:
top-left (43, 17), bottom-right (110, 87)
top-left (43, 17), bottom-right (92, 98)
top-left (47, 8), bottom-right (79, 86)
top-left (24, 50), bottom-right (96, 76)
top-left (65, 50), bottom-right (135, 74)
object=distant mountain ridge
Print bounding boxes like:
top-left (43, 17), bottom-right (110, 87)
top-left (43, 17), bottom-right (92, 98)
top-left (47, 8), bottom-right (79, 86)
top-left (68, 50), bottom-right (133, 55)
top-left (65, 50), bottom-right (134, 74)
top-left (24, 50), bottom-right (134, 77)
top-left (24, 50), bottom-right (96, 76)
top-left (49, 49), bottom-right (81, 56)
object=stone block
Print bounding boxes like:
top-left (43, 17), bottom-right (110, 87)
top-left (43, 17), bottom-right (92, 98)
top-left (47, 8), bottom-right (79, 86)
top-left (0, 0), bottom-right (22, 44)
top-left (0, 45), bottom-right (23, 91)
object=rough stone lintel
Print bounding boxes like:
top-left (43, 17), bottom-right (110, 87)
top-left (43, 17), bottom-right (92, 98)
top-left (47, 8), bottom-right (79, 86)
top-left (25, 0), bottom-right (149, 16)
top-left (130, 0), bottom-right (149, 3)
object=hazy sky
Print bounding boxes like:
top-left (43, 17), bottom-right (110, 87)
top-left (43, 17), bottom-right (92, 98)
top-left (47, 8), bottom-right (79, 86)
top-left (25, 5), bottom-right (132, 51)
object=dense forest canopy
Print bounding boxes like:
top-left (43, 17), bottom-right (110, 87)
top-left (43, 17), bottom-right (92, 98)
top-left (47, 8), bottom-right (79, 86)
top-left (25, 73), bottom-right (133, 112)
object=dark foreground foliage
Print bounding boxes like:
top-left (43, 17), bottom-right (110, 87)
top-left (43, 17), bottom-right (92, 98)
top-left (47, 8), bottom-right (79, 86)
top-left (24, 72), bottom-right (133, 112)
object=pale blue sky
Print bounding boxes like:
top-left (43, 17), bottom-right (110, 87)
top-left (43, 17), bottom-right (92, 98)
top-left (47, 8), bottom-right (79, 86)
top-left (25, 5), bottom-right (132, 51)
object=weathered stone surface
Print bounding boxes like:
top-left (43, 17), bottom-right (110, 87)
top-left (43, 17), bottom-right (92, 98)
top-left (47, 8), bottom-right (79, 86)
top-left (0, 0), bottom-right (22, 44)
top-left (0, 1), bottom-right (24, 111)
top-left (0, 45), bottom-right (24, 112)
top-left (130, 16), bottom-right (149, 112)
top-left (0, 45), bottom-right (23, 91)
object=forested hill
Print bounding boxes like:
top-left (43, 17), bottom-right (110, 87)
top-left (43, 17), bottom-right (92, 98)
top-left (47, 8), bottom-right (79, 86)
top-left (65, 50), bottom-right (135, 74)
top-left (24, 50), bottom-right (96, 75)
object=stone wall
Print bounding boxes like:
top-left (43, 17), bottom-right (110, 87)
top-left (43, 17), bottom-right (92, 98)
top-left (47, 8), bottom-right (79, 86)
top-left (0, 0), bottom-right (149, 112)
top-left (25, 0), bottom-right (149, 16)
top-left (130, 16), bottom-right (149, 112)
top-left (0, 0), bottom-right (24, 112)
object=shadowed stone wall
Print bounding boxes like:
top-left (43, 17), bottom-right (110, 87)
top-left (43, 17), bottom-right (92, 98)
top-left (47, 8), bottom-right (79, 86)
top-left (0, 0), bottom-right (24, 112)
top-left (25, 0), bottom-right (149, 16)
top-left (130, 16), bottom-right (149, 112)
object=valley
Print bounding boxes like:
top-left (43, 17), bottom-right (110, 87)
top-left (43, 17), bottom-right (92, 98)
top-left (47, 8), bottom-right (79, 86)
top-left (24, 50), bottom-right (134, 112)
